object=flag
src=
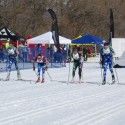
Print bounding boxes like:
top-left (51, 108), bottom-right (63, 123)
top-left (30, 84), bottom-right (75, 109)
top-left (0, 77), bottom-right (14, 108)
top-left (109, 8), bottom-right (114, 44)
top-left (48, 9), bottom-right (60, 51)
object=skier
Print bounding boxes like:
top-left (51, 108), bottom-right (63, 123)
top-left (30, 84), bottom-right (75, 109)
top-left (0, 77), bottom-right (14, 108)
top-left (33, 54), bottom-right (48, 83)
top-left (100, 42), bottom-right (115, 85)
top-left (72, 49), bottom-right (84, 83)
top-left (5, 43), bottom-right (21, 80)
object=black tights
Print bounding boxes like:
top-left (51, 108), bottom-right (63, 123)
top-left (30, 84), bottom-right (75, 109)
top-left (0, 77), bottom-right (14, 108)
top-left (72, 62), bottom-right (82, 79)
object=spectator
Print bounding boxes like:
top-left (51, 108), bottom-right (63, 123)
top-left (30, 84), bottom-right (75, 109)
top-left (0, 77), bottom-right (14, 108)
top-left (83, 47), bottom-right (88, 61)
top-left (22, 45), bottom-right (28, 62)
top-left (36, 44), bottom-right (42, 55)
top-left (0, 46), bottom-right (4, 62)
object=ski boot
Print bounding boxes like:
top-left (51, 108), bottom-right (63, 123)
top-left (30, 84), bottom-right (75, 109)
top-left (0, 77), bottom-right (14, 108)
top-left (41, 78), bottom-right (45, 83)
top-left (6, 72), bottom-right (10, 81)
top-left (36, 77), bottom-right (40, 83)
top-left (102, 79), bottom-right (106, 85)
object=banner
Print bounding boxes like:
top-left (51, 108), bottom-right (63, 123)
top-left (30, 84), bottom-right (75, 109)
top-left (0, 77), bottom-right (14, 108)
top-left (48, 9), bottom-right (60, 51)
top-left (109, 8), bottom-right (114, 44)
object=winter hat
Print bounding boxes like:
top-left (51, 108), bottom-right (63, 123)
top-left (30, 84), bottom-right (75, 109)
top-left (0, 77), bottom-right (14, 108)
top-left (5, 42), bottom-right (10, 49)
top-left (104, 42), bottom-right (109, 46)
top-left (102, 40), bottom-right (106, 43)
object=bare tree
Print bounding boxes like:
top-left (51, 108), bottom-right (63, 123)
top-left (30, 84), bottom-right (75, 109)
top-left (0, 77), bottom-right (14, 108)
top-left (0, 0), bottom-right (125, 38)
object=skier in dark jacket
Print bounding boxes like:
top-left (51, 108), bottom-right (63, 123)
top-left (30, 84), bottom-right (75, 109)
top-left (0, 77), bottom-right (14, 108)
top-left (72, 49), bottom-right (84, 83)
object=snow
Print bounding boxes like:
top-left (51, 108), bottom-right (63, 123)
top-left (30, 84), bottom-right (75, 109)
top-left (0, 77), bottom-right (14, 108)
top-left (0, 58), bottom-right (125, 125)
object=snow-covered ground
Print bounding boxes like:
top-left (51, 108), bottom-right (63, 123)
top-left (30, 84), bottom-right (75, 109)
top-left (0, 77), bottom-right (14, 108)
top-left (0, 58), bottom-right (125, 125)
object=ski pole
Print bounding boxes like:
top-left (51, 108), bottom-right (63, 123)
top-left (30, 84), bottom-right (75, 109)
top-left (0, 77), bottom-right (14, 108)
top-left (81, 63), bottom-right (84, 83)
top-left (113, 59), bottom-right (120, 84)
top-left (100, 63), bottom-right (103, 82)
top-left (46, 70), bottom-right (53, 81)
top-left (34, 70), bottom-right (38, 76)
top-left (114, 67), bottom-right (120, 84)
top-left (0, 68), bottom-right (2, 80)
top-left (67, 60), bottom-right (71, 84)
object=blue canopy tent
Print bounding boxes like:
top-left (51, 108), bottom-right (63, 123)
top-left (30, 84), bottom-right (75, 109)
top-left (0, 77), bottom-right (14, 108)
top-left (72, 34), bottom-right (103, 45)
top-left (71, 34), bottom-right (103, 57)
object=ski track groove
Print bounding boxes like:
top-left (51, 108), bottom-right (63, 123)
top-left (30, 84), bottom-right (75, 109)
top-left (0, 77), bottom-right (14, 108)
top-left (0, 81), bottom-right (60, 94)
top-left (0, 78), bottom-right (84, 95)
top-left (81, 104), bottom-right (125, 125)
top-left (0, 80), bottom-right (113, 108)
top-left (0, 84), bottom-right (88, 107)
top-left (0, 84), bottom-right (121, 110)
top-left (59, 101), bottom-right (125, 125)
top-left (0, 82), bottom-right (74, 101)
top-left (0, 87), bottom-right (123, 124)
top-left (0, 87), bottom-right (83, 108)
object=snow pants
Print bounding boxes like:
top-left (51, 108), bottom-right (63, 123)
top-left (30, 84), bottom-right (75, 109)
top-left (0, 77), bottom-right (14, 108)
top-left (7, 56), bottom-right (19, 72)
top-left (37, 63), bottom-right (46, 79)
top-left (103, 55), bottom-right (114, 81)
top-left (72, 61), bottom-right (82, 79)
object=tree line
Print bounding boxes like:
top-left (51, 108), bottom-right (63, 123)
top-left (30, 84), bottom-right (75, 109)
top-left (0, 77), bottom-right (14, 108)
top-left (0, 0), bottom-right (125, 40)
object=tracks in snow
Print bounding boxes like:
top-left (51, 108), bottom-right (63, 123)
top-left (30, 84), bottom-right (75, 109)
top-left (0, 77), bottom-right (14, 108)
top-left (0, 87), bottom-right (124, 125)
top-left (55, 100), bottom-right (125, 125)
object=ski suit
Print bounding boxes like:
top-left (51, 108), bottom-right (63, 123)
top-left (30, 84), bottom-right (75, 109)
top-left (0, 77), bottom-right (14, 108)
top-left (100, 46), bottom-right (115, 83)
top-left (7, 46), bottom-right (19, 72)
top-left (33, 55), bottom-right (48, 81)
top-left (6, 45), bottom-right (21, 80)
top-left (72, 52), bottom-right (83, 80)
